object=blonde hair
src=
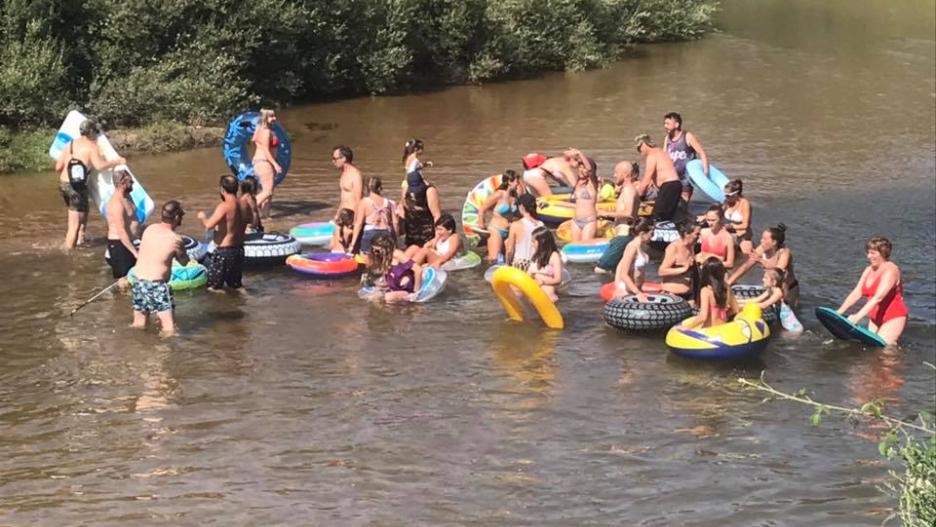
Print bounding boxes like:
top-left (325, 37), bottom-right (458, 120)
top-left (259, 108), bottom-right (276, 127)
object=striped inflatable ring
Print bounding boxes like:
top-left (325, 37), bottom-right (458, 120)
top-left (461, 175), bottom-right (502, 246)
top-left (290, 222), bottom-right (336, 246)
top-left (286, 252), bottom-right (360, 278)
top-left (561, 238), bottom-right (610, 264)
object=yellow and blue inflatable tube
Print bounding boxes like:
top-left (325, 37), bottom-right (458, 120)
top-left (490, 266), bottom-right (564, 329)
top-left (665, 303), bottom-right (770, 360)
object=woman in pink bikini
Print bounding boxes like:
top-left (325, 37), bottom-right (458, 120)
top-left (696, 205), bottom-right (735, 269)
top-left (836, 236), bottom-right (908, 345)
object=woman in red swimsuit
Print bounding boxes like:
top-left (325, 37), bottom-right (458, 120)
top-left (837, 236), bottom-right (908, 345)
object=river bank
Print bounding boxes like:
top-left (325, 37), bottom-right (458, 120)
top-left (0, 122), bottom-right (224, 173)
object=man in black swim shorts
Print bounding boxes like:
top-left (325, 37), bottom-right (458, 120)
top-left (198, 175), bottom-right (247, 290)
top-left (105, 170), bottom-right (139, 288)
top-left (635, 134), bottom-right (682, 222)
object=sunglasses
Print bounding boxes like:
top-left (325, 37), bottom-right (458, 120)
top-left (332, 155), bottom-right (343, 161)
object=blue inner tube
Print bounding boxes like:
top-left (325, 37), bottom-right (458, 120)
top-left (223, 112), bottom-right (292, 186)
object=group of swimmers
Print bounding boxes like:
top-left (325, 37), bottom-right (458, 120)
top-left (54, 110), bottom-right (909, 344)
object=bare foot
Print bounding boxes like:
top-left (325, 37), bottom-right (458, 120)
top-left (130, 322), bottom-right (146, 329)
top-left (594, 266), bottom-right (609, 274)
top-left (207, 288), bottom-right (225, 294)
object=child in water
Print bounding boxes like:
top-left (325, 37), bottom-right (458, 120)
top-left (527, 226), bottom-right (563, 303)
top-left (742, 269), bottom-right (804, 333)
top-left (239, 176), bottom-right (262, 233)
top-left (364, 233), bottom-right (422, 302)
top-left (403, 213), bottom-right (462, 269)
top-left (682, 256), bottom-right (738, 329)
top-left (329, 208), bottom-right (356, 254)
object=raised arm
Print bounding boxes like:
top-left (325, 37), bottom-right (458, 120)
top-left (198, 204), bottom-right (227, 230)
top-left (727, 253), bottom-right (759, 285)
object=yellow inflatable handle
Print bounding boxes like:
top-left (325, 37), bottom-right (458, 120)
top-left (490, 266), bottom-right (564, 329)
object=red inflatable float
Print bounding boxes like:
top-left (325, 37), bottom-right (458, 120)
top-left (599, 281), bottom-right (662, 302)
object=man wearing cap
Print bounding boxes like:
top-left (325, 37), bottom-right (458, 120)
top-left (131, 200), bottom-right (189, 337)
top-left (635, 134), bottom-right (682, 222)
top-left (105, 170), bottom-right (139, 289)
top-left (663, 112), bottom-right (709, 202)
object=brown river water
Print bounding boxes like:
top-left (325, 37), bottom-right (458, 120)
top-left (1, 1), bottom-right (934, 525)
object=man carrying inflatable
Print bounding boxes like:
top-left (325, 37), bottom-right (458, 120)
top-left (663, 112), bottom-right (709, 203)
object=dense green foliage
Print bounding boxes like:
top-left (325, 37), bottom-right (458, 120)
top-left (0, 0), bottom-right (716, 130)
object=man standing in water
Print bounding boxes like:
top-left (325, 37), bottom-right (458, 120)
top-left (198, 175), bottom-right (246, 291)
top-left (595, 161), bottom-right (641, 274)
top-left (53, 118), bottom-right (126, 249)
top-left (635, 134), bottom-right (682, 222)
top-left (332, 145), bottom-right (363, 220)
top-left (663, 112), bottom-right (709, 203)
top-left (105, 170), bottom-right (139, 289)
top-left (132, 200), bottom-right (189, 337)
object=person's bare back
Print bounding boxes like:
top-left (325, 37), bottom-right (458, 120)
top-left (206, 196), bottom-right (243, 247)
top-left (645, 148), bottom-right (679, 188)
top-left (135, 223), bottom-right (188, 281)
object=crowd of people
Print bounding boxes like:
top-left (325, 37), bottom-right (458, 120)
top-left (53, 111), bottom-right (909, 344)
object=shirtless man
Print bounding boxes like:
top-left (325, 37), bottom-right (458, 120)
top-left (332, 145), bottom-right (363, 220)
top-left (601, 161), bottom-right (641, 228)
top-left (53, 118), bottom-right (126, 249)
top-left (663, 112), bottom-right (709, 202)
top-left (105, 170), bottom-right (139, 289)
top-left (635, 134), bottom-right (682, 222)
top-left (198, 175), bottom-right (246, 290)
top-left (131, 200), bottom-right (189, 336)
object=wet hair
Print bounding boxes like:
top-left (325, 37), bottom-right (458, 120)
top-left (498, 169), bottom-right (518, 190)
top-left (402, 139), bottom-right (424, 165)
top-left (333, 145), bottom-right (353, 163)
top-left (865, 236), bottom-right (892, 259)
top-left (161, 200), bottom-right (184, 223)
top-left (516, 193), bottom-right (538, 219)
top-left (632, 217), bottom-right (654, 236)
top-left (634, 133), bottom-right (656, 149)
top-left (699, 256), bottom-right (728, 308)
top-left (531, 226), bottom-right (559, 270)
top-left (336, 208), bottom-right (355, 228)
top-left (259, 108), bottom-right (276, 127)
top-left (367, 233), bottom-right (396, 276)
top-left (766, 223), bottom-right (787, 248)
top-left (367, 176), bottom-right (383, 195)
top-left (764, 268), bottom-right (784, 287)
top-left (725, 179), bottom-right (743, 197)
top-left (240, 175), bottom-right (258, 196)
top-left (220, 174), bottom-right (238, 194)
top-left (114, 169), bottom-right (132, 188)
top-left (664, 112), bottom-right (683, 127)
top-left (435, 213), bottom-right (456, 233)
top-left (677, 221), bottom-right (699, 238)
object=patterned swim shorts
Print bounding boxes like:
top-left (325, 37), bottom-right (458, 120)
top-left (131, 279), bottom-right (174, 314)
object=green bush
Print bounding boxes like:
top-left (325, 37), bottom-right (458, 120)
top-left (0, 126), bottom-right (55, 173)
top-left (0, 0), bottom-right (718, 132)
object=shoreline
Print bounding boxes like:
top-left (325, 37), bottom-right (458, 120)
top-left (0, 122), bottom-right (225, 174)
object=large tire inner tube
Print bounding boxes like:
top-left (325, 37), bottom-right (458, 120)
top-left (241, 232), bottom-right (301, 266)
top-left (603, 293), bottom-right (693, 331)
